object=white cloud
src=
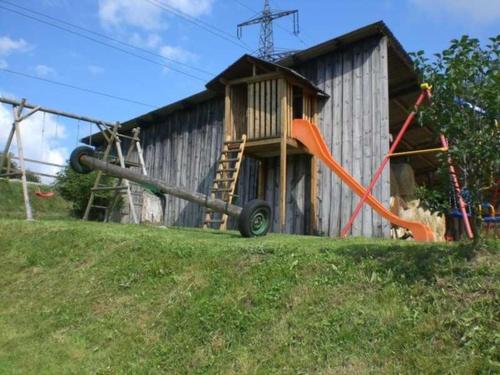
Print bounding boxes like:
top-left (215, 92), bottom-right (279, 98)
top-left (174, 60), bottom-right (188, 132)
top-left (129, 32), bottom-right (198, 65)
top-left (165, 0), bottom-right (214, 16)
top-left (0, 36), bottom-right (30, 57)
top-left (98, 0), bottom-right (214, 30)
top-left (0, 103), bottom-right (68, 182)
top-left (98, 0), bottom-right (165, 30)
top-left (160, 44), bottom-right (197, 63)
top-left (130, 32), bottom-right (163, 49)
top-left (34, 64), bottom-right (57, 78)
top-left (410, 0), bottom-right (500, 24)
top-left (88, 65), bottom-right (105, 75)
top-left (0, 59), bottom-right (7, 69)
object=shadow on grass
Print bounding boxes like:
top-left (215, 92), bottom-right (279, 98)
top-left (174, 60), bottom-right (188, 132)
top-left (331, 242), bottom-right (479, 284)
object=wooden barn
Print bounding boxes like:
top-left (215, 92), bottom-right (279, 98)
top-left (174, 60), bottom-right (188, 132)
top-left (87, 21), bottom-right (440, 238)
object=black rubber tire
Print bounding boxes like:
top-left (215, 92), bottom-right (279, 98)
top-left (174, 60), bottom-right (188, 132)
top-left (238, 199), bottom-right (272, 238)
top-left (70, 146), bottom-right (96, 174)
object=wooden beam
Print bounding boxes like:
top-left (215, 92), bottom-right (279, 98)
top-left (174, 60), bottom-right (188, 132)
top-left (224, 85), bottom-right (232, 140)
top-left (258, 159), bottom-right (267, 200)
top-left (227, 72), bottom-right (283, 86)
top-left (279, 78), bottom-right (287, 232)
top-left (12, 102), bottom-right (34, 220)
top-left (310, 101), bottom-right (318, 234)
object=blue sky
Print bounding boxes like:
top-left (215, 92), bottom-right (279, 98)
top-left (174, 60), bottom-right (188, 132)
top-left (0, 0), bottom-right (498, 178)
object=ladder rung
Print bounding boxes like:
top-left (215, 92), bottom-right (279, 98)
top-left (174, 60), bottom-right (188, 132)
top-left (219, 158), bottom-right (239, 163)
top-left (213, 178), bottom-right (236, 183)
top-left (92, 205), bottom-right (108, 209)
top-left (221, 149), bottom-right (240, 154)
top-left (224, 139), bottom-right (244, 145)
top-left (116, 133), bottom-right (135, 140)
top-left (92, 186), bottom-right (129, 191)
top-left (212, 188), bottom-right (234, 192)
top-left (218, 168), bottom-right (237, 172)
top-left (205, 219), bottom-right (224, 224)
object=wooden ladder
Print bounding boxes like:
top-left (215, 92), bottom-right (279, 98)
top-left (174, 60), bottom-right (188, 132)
top-left (203, 135), bottom-right (247, 230)
top-left (83, 126), bottom-right (147, 223)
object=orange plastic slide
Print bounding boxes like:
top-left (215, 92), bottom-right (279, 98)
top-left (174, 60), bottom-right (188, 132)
top-left (292, 119), bottom-right (435, 242)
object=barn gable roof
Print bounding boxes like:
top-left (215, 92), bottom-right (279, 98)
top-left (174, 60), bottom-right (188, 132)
top-left (84, 20), bottom-right (418, 145)
top-left (205, 54), bottom-right (328, 96)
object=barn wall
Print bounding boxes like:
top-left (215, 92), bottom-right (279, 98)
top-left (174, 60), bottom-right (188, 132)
top-left (295, 35), bottom-right (391, 237)
top-left (132, 36), bottom-right (391, 238)
top-left (139, 97), bottom-right (225, 227)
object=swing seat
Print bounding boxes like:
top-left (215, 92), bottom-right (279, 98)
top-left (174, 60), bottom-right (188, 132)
top-left (484, 215), bottom-right (500, 224)
top-left (449, 209), bottom-right (471, 218)
top-left (35, 191), bottom-right (55, 199)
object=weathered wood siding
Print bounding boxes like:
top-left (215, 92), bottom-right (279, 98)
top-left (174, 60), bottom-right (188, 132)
top-left (296, 36), bottom-right (391, 237)
top-left (139, 97), bottom-right (225, 227)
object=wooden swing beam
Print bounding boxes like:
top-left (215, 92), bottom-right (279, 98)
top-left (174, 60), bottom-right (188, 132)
top-left (0, 97), bottom-right (116, 128)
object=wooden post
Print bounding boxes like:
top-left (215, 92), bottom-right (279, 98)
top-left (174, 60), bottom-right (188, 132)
top-left (0, 124), bottom-right (16, 175)
top-left (133, 128), bottom-right (148, 176)
top-left (12, 101), bottom-right (33, 220)
top-left (83, 124), bottom-right (119, 220)
top-left (224, 85), bottom-right (233, 140)
top-left (114, 136), bottom-right (139, 224)
top-left (258, 159), bottom-right (267, 200)
top-left (278, 78), bottom-right (288, 232)
top-left (310, 100), bottom-right (319, 234)
top-left (6, 153), bottom-right (11, 177)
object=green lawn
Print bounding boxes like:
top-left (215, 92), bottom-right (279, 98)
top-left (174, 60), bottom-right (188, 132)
top-left (0, 219), bottom-right (498, 374)
top-left (0, 179), bottom-right (71, 220)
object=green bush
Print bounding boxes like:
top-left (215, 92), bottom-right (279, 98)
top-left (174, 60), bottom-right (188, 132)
top-left (410, 35), bottom-right (500, 240)
top-left (54, 165), bottom-right (116, 219)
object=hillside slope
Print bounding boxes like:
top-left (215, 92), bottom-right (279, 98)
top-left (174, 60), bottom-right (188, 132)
top-left (0, 179), bottom-right (70, 219)
top-left (0, 220), bottom-right (498, 374)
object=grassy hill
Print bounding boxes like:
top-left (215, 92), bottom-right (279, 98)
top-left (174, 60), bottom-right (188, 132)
top-left (0, 179), bottom-right (71, 219)
top-left (0, 219), bottom-right (498, 374)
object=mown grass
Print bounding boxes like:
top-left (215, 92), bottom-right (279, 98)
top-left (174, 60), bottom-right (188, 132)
top-left (0, 179), bottom-right (70, 219)
top-left (0, 219), bottom-right (498, 374)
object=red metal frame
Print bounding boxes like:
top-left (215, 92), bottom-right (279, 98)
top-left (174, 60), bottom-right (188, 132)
top-left (440, 135), bottom-right (473, 239)
top-left (340, 86), bottom-right (431, 238)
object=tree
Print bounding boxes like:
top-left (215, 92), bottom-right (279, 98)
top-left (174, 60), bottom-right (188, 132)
top-left (410, 35), bottom-right (500, 240)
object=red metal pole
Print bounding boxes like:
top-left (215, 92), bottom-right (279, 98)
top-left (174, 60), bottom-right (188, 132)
top-left (340, 86), bottom-right (430, 238)
top-left (440, 135), bottom-right (474, 239)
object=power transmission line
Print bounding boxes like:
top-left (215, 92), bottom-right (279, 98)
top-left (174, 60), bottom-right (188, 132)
top-left (0, 4), bottom-right (208, 82)
top-left (0, 0), bottom-right (215, 77)
top-left (144, 0), bottom-right (253, 52)
top-left (0, 68), bottom-right (158, 108)
top-left (237, 0), bottom-right (300, 61)
top-left (232, 0), bottom-right (308, 47)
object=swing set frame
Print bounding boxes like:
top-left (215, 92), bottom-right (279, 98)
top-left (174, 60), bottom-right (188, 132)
top-left (0, 96), bottom-right (119, 220)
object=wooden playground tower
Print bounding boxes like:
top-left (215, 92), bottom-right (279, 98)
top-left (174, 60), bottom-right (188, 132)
top-left (205, 55), bottom-right (326, 231)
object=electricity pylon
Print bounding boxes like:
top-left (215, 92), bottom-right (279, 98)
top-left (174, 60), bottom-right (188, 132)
top-left (237, 0), bottom-right (299, 61)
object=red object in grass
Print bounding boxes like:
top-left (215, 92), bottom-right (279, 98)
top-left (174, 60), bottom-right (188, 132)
top-left (35, 191), bottom-right (55, 199)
